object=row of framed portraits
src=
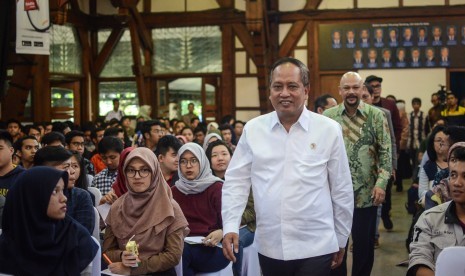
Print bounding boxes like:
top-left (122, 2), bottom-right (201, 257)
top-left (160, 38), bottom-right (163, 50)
top-left (331, 26), bottom-right (465, 49)
top-left (351, 47), bottom-right (450, 69)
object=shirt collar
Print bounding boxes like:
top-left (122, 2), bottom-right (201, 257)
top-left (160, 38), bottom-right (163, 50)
top-left (445, 201), bottom-right (461, 224)
top-left (336, 101), bottom-right (368, 117)
top-left (270, 108), bottom-right (310, 132)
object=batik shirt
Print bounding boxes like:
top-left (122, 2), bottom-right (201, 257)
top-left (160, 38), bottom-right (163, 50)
top-left (324, 102), bottom-right (392, 208)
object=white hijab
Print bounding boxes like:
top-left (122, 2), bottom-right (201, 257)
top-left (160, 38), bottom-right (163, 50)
top-left (175, 143), bottom-right (223, 195)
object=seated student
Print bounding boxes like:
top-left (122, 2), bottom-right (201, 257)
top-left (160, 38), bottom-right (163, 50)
top-left (0, 130), bottom-right (25, 198)
top-left (181, 127), bottom-right (195, 143)
top-left (171, 143), bottom-right (230, 276)
top-left (0, 167), bottom-right (98, 275)
top-left (41, 131), bottom-right (65, 147)
top-left (34, 146), bottom-right (95, 234)
top-left (206, 140), bottom-right (256, 276)
top-left (90, 127), bottom-right (106, 174)
top-left (155, 135), bottom-right (183, 187)
top-left (103, 147), bottom-right (188, 275)
top-left (13, 135), bottom-right (40, 169)
top-left (193, 125), bottom-right (207, 146)
top-left (70, 151), bottom-right (96, 206)
top-left (65, 130), bottom-right (95, 176)
top-left (92, 136), bottom-right (123, 196)
top-left (100, 147), bottom-right (134, 205)
top-left (218, 124), bottom-right (236, 153)
top-left (407, 142), bottom-right (465, 276)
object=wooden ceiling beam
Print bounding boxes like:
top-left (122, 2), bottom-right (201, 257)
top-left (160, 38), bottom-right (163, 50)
top-left (278, 5), bottom-right (465, 22)
top-left (231, 24), bottom-right (257, 64)
top-left (141, 9), bottom-right (245, 28)
top-left (129, 6), bottom-right (153, 52)
top-left (93, 28), bottom-right (125, 76)
top-left (279, 20), bottom-right (308, 57)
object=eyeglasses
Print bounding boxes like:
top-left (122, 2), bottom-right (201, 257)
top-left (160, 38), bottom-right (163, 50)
top-left (179, 158), bottom-right (199, 167)
top-left (340, 85), bottom-right (363, 92)
top-left (70, 142), bottom-right (85, 148)
top-left (151, 129), bottom-right (164, 135)
top-left (126, 168), bottom-right (151, 178)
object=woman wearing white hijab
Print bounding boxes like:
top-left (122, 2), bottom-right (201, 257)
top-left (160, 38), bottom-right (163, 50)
top-left (202, 133), bottom-right (222, 151)
top-left (171, 143), bottom-right (230, 276)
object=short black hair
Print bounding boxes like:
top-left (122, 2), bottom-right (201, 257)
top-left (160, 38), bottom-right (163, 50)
top-left (91, 127), bottom-right (105, 140)
top-left (193, 125), bottom-right (206, 135)
top-left (98, 136), bottom-right (123, 155)
top-left (6, 119), bottom-right (22, 129)
top-left (120, 116), bottom-right (131, 123)
top-left (314, 94), bottom-right (335, 112)
top-left (445, 126), bottom-right (465, 145)
top-left (190, 117), bottom-right (200, 124)
top-left (155, 135), bottom-right (183, 157)
top-left (104, 127), bottom-right (124, 137)
top-left (218, 124), bottom-right (232, 132)
top-left (181, 126), bottom-right (193, 135)
top-left (412, 97), bottom-right (422, 105)
top-left (34, 146), bottom-right (72, 166)
top-left (41, 131), bottom-right (65, 146)
top-left (141, 120), bottom-right (162, 135)
top-left (233, 120), bottom-right (245, 128)
top-left (52, 122), bottom-right (69, 134)
top-left (270, 57), bottom-right (309, 87)
top-left (13, 136), bottom-right (38, 152)
top-left (113, 98), bottom-right (120, 103)
top-left (0, 130), bottom-right (13, 147)
top-left (65, 130), bottom-right (84, 145)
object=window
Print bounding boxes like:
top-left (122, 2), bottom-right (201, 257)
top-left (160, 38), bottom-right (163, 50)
top-left (153, 26), bottom-right (221, 73)
top-left (49, 24), bottom-right (82, 74)
top-left (99, 82), bottom-right (139, 116)
top-left (99, 30), bottom-right (134, 77)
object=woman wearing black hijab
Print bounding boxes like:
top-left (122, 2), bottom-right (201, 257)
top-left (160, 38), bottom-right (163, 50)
top-left (0, 166), bottom-right (98, 275)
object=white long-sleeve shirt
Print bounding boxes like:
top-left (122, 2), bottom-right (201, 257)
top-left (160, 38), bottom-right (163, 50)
top-left (222, 109), bottom-right (354, 260)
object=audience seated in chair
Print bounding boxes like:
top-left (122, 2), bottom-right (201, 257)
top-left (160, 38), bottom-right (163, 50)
top-left (103, 147), bottom-right (188, 275)
top-left (407, 142), bottom-right (465, 276)
top-left (172, 143), bottom-right (230, 276)
top-left (0, 167), bottom-right (98, 275)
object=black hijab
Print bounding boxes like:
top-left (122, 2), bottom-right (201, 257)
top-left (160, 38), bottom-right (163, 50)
top-left (0, 166), bottom-right (98, 276)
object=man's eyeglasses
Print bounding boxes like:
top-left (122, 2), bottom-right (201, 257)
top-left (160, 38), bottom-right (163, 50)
top-left (126, 168), bottom-right (151, 178)
top-left (179, 158), bottom-right (199, 167)
top-left (371, 84), bottom-right (381, 88)
top-left (70, 142), bottom-right (85, 148)
top-left (152, 129), bottom-right (164, 135)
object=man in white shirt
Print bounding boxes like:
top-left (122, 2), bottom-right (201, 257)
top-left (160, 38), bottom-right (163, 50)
top-left (222, 57), bottom-right (354, 276)
top-left (105, 98), bottom-right (124, 122)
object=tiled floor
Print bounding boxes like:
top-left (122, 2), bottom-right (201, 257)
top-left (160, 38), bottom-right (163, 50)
top-left (346, 180), bottom-right (413, 276)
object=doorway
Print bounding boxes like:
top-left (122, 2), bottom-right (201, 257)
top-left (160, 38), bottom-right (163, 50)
top-left (50, 81), bottom-right (80, 124)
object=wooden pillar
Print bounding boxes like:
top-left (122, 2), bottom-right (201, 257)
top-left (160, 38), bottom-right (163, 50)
top-left (220, 24), bottom-right (235, 120)
top-left (32, 55), bottom-right (51, 122)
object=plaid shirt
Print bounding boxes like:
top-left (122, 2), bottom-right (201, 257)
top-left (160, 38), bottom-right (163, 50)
top-left (92, 168), bottom-right (117, 195)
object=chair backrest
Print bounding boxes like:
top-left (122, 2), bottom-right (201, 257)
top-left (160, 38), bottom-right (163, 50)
top-left (92, 207), bottom-right (100, 241)
top-left (88, 187), bottom-right (102, 207)
top-left (80, 236), bottom-right (101, 276)
top-left (435, 246), bottom-right (465, 276)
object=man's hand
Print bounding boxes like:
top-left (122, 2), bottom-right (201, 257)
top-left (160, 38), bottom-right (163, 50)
top-left (222, 232), bottom-right (239, 262)
top-left (371, 186), bottom-right (386, 206)
top-left (331, 248), bottom-right (345, 269)
top-left (108, 262), bottom-right (131, 275)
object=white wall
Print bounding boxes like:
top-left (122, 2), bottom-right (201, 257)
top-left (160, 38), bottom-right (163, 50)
top-left (358, 68), bottom-right (447, 114)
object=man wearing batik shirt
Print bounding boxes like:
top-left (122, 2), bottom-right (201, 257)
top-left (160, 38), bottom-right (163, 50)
top-left (324, 72), bottom-right (392, 276)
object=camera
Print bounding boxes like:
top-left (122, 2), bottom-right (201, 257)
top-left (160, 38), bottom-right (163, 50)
top-left (437, 85), bottom-right (448, 106)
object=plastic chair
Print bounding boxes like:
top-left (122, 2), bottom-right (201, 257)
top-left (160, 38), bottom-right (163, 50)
top-left (195, 262), bottom-right (233, 276)
top-left (241, 245), bottom-right (261, 276)
top-left (88, 187), bottom-right (102, 207)
top-left (435, 246), bottom-right (465, 276)
top-left (92, 207), bottom-right (100, 242)
top-left (81, 236), bottom-right (101, 276)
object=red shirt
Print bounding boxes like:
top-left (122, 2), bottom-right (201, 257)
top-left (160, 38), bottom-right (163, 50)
top-left (171, 182), bottom-right (223, 237)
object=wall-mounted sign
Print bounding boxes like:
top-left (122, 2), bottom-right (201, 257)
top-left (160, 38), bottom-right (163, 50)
top-left (16, 0), bottom-right (50, 55)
